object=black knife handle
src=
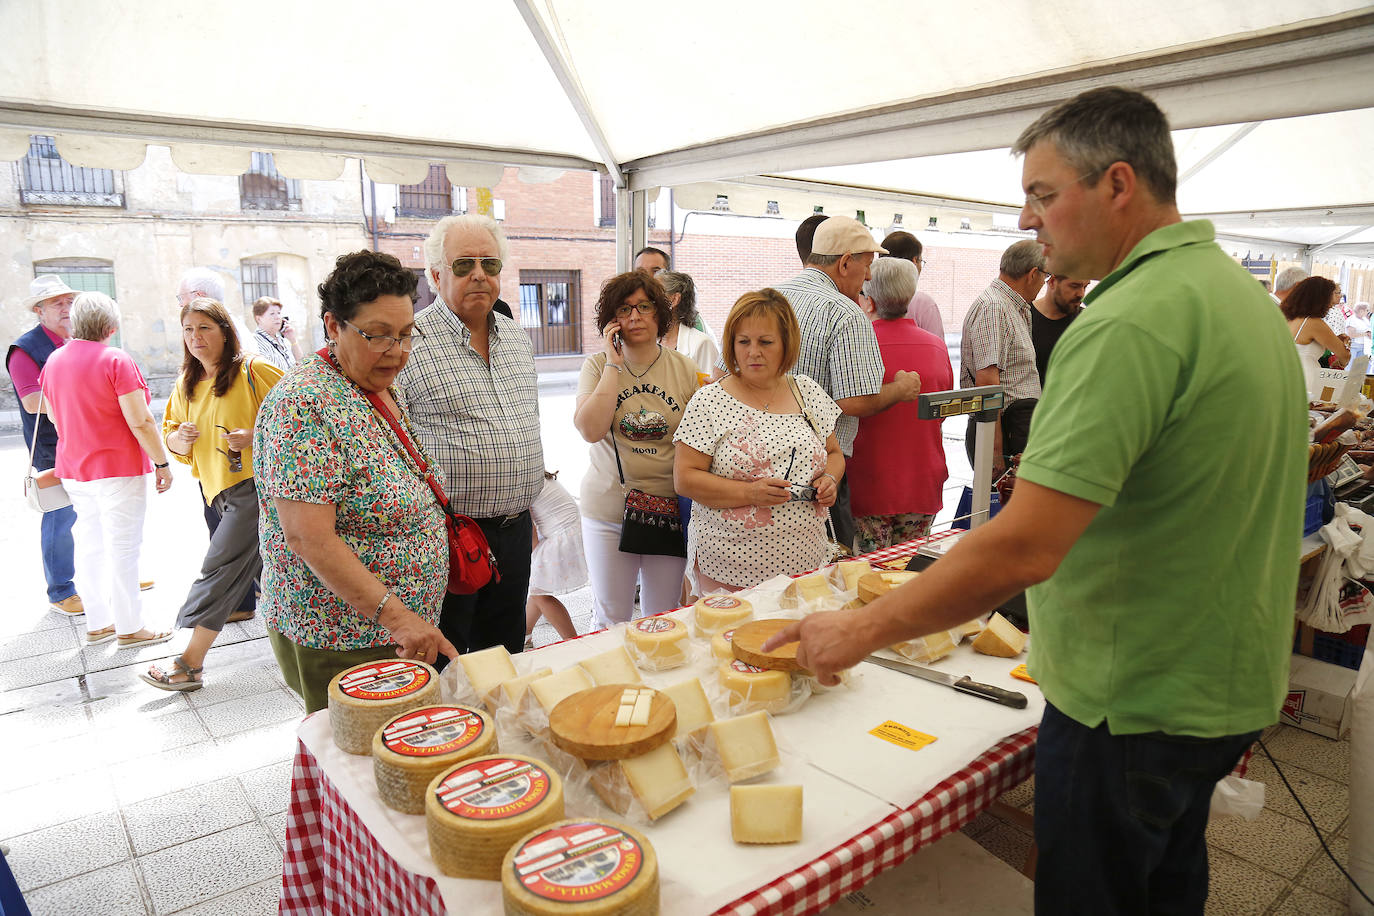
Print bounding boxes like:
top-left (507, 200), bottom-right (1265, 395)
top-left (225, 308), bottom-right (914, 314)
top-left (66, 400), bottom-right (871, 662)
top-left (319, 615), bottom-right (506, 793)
top-left (953, 676), bottom-right (1028, 709)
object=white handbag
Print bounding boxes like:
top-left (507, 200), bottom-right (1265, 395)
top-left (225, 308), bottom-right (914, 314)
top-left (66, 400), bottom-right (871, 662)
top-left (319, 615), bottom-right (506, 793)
top-left (23, 386), bottom-right (71, 513)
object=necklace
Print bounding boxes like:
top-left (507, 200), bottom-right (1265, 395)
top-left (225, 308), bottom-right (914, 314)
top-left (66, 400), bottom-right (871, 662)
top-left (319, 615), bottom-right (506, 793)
top-left (740, 376), bottom-right (785, 412)
top-left (623, 344), bottom-right (663, 379)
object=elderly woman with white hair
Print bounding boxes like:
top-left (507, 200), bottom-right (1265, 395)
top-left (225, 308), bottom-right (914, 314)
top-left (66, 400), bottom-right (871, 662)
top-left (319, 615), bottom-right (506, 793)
top-left (39, 292), bottom-right (176, 648)
top-left (847, 258), bottom-right (954, 553)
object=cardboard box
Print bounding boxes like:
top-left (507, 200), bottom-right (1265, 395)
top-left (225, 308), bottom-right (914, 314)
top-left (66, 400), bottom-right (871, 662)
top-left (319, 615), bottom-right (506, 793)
top-left (1282, 654), bottom-right (1358, 739)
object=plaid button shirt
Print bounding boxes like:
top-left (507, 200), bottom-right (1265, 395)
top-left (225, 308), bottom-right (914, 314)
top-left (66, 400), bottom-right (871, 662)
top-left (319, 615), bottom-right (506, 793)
top-left (397, 303), bottom-right (544, 518)
top-left (775, 268), bottom-right (884, 455)
top-left (959, 278), bottom-right (1042, 402)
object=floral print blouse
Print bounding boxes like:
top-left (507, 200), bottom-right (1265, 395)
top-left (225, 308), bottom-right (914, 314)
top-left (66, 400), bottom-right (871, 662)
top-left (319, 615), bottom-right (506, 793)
top-left (253, 354), bottom-right (447, 650)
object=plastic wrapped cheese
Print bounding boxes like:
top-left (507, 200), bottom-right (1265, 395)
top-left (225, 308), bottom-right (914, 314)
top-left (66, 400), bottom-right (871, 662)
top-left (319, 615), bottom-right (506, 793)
top-left (624, 616), bottom-right (689, 671)
top-left (502, 819), bottom-right (659, 916)
top-left (328, 660), bottom-right (439, 755)
top-left (692, 594), bottom-right (753, 637)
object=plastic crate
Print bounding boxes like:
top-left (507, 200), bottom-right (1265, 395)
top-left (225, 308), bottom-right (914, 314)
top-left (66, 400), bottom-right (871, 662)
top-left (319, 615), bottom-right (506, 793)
top-left (1304, 479), bottom-right (1333, 536)
top-left (1294, 628), bottom-right (1368, 670)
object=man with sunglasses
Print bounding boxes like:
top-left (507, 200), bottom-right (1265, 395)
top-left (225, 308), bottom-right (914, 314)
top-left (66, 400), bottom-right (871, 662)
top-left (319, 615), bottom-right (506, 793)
top-left (958, 238), bottom-right (1046, 474)
top-left (399, 214), bottom-right (543, 664)
top-left (771, 87), bottom-right (1306, 915)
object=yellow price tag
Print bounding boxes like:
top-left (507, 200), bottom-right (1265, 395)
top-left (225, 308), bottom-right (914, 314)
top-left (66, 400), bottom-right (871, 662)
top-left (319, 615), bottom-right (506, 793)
top-left (1010, 663), bottom-right (1038, 685)
top-left (869, 720), bottom-right (937, 752)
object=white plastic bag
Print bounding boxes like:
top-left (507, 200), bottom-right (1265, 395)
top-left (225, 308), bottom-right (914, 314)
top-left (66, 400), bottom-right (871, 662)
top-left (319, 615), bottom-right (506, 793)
top-left (1208, 774), bottom-right (1265, 821)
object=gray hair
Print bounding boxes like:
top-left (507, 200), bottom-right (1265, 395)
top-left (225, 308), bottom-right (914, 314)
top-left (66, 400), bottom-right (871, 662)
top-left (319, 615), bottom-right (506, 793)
top-left (424, 214), bottom-right (509, 280)
top-left (658, 271), bottom-right (699, 328)
top-left (1000, 239), bottom-right (1046, 278)
top-left (867, 258), bottom-right (919, 320)
top-left (1275, 266), bottom-right (1310, 293)
top-left (178, 266), bottom-right (225, 303)
top-left (70, 292), bottom-right (121, 341)
top-left (805, 253), bottom-right (842, 268)
top-left (1012, 86), bottom-right (1178, 205)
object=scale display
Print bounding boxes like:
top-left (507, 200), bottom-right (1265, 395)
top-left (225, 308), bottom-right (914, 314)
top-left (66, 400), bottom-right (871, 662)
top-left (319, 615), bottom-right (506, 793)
top-left (917, 386), bottom-right (1005, 421)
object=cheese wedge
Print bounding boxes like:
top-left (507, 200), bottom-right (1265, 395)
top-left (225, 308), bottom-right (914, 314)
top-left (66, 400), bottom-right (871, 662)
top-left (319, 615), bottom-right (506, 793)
top-left (709, 710), bottom-right (780, 782)
top-left (857, 570), bottom-right (919, 605)
top-left (780, 573), bottom-right (833, 609)
top-left (731, 785), bottom-right (802, 844)
top-left (590, 742), bottom-right (695, 820)
top-left (458, 646), bottom-right (518, 707)
top-left (971, 612), bottom-right (1027, 657)
top-left (528, 666), bottom-right (595, 715)
top-left (659, 677), bottom-right (714, 739)
top-left (891, 629), bottom-right (957, 663)
top-left (579, 646), bottom-right (643, 686)
top-left (497, 668), bottom-right (553, 710)
top-left (834, 560), bottom-right (872, 592)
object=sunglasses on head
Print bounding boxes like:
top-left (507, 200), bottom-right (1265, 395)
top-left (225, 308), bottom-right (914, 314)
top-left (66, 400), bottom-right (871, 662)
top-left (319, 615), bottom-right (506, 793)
top-left (450, 257), bottom-right (503, 277)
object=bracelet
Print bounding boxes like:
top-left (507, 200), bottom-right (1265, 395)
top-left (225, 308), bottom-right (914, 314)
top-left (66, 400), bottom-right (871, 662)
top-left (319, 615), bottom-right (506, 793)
top-left (371, 589), bottom-right (392, 623)
top-left (606, 363), bottom-right (623, 373)
top-left (153, 462), bottom-right (169, 469)
top-left (820, 472), bottom-right (838, 486)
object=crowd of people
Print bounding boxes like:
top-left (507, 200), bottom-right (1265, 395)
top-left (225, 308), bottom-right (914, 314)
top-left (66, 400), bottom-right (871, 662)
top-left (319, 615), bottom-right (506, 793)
top-left (6, 84), bottom-right (1341, 912)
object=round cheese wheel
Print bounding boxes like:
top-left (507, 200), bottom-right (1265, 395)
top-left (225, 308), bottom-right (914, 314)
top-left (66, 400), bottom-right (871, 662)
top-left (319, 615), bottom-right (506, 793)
top-left (710, 627), bottom-right (738, 661)
top-left (327, 659), bottom-right (439, 755)
top-left (717, 659), bottom-right (791, 713)
top-left (625, 616), bottom-right (688, 671)
top-left (502, 819), bottom-right (659, 916)
top-left (692, 594), bottom-right (753, 637)
top-left (372, 705), bottom-right (497, 814)
top-left (426, 754), bottom-right (565, 880)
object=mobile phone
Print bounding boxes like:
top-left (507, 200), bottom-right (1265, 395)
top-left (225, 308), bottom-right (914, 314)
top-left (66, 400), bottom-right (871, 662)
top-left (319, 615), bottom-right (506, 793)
top-left (611, 330), bottom-right (622, 353)
top-left (787, 483), bottom-right (818, 502)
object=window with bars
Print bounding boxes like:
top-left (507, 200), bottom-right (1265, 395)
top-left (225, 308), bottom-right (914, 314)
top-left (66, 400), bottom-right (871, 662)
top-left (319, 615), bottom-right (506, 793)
top-left (19, 136), bottom-right (123, 207)
top-left (240, 152), bottom-right (302, 211)
top-left (241, 258), bottom-right (278, 304)
top-left (398, 165), bottom-right (466, 218)
top-left (518, 270), bottom-right (581, 356)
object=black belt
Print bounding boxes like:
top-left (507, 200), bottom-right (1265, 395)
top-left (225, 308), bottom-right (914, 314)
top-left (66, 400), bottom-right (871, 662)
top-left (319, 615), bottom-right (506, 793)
top-left (470, 511), bottom-right (528, 529)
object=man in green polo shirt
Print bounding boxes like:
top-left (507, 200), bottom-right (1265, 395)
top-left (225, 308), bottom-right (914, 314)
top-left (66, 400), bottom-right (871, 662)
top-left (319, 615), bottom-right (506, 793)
top-left (767, 87), bottom-right (1307, 913)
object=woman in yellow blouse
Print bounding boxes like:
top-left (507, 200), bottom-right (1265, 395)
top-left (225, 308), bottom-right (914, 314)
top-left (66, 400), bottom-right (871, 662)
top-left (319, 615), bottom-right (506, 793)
top-left (140, 298), bottom-right (284, 690)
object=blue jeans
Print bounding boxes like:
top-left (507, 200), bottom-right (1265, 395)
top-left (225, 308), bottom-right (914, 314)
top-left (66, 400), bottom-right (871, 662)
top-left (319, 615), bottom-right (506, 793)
top-left (1034, 702), bottom-right (1259, 915)
top-left (41, 503), bottom-right (77, 603)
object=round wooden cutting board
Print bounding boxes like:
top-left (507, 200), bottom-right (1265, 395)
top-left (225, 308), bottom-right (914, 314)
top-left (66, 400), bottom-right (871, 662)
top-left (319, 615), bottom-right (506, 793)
top-left (730, 618), bottom-right (810, 673)
top-left (548, 684), bottom-right (676, 761)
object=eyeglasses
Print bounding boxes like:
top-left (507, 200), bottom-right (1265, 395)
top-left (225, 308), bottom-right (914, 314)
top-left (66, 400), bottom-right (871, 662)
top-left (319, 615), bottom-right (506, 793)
top-left (344, 320), bottom-right (423, 353)
top-left (450, 257), bottom-right (503, 277)
top-left (1024, 170), bottom-right (1103, 216)
top-left (615, 302), bottom-right (656, 317)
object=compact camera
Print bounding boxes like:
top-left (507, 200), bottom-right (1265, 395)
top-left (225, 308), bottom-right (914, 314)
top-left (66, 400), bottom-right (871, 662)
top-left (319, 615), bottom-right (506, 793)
top-left (787, 483), bottom-right (818, 502)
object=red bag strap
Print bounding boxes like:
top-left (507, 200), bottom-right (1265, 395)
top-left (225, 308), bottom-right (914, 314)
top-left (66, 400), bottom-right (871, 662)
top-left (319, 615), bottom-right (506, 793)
top-left (315, 346), bottom-right (453, 514)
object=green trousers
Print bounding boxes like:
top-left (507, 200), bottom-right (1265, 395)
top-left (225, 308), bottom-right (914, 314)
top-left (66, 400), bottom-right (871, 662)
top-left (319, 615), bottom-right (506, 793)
top-left (268, 628), bottom-right (398, 714)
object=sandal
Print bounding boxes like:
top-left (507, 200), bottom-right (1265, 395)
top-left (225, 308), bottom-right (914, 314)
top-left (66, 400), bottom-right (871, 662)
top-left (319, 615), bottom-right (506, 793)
top-left (138, 656), bottom-right (203, 692)
top-left (116, 630), bottom-right (174, 648)
top-left (85, 626), bottom-right (116, 646)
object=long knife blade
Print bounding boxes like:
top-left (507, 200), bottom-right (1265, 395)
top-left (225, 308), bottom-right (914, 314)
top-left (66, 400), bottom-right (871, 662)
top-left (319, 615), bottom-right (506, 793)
top-left (863, 655), bottom-right (1028, 709)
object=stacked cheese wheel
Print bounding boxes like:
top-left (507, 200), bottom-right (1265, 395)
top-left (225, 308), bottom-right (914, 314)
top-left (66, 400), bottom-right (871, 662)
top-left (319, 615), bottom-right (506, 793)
top-left (328, 660), bottom-right (439, 755)
top-left (426, 754), bottom-right (565, 879)
top-left (502, 818), bottom-right (659, 916)
top-left (691, 594), bottom-right (752, 637)
top-left (373, 704), bottom-right (497, 814)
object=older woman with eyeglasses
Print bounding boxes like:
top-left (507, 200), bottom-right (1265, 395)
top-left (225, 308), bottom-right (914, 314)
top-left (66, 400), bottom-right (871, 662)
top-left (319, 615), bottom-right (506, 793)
top-left (253, 250), bottom-right (457, 712)
top-left (573, 271), bottom-right (701, 629)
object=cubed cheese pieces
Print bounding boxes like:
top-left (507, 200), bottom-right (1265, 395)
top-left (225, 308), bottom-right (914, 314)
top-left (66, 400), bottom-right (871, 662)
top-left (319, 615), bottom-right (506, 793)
top-left (971, 612), bottom-right (1027, 658)
top-left (590, 742), bottom-right (695, 821)
top-left (625, 615), bottom-right (689, 670)
top-left (497, 668), bottom-right (552, 710)
top-left (458, 646), bottom-right (518, 706)
top-left (659, 677), bottom-right (714, 739)
top-left (709, 710), bottom-right (780, 782)
top-left (731, 785), bottom-right (802, 844)
top-left (578, 646), bottom-right (643, 686)
top-left (692, 594), bottom-right (753, 637)
top-left (718, 659), bottom-right (791, 713)
top-left (528, 666), bottom-right (595, 715)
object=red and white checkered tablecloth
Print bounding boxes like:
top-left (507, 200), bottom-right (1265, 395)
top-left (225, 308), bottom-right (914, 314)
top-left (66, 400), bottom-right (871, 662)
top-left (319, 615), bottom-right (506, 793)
top-left (278, 535), bottom-right (1040, 915)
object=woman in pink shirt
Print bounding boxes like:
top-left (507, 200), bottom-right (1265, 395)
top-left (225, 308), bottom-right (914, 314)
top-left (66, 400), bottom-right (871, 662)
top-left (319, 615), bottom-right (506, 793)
top-left (40, 293), bottom-right (175, 648)
top-left (849, 258), bottom-right (953, 552)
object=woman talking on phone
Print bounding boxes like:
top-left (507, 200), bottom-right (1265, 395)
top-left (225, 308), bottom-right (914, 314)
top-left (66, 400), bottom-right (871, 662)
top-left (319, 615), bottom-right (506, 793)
top-left (573, 272), bottom-right (700, 629)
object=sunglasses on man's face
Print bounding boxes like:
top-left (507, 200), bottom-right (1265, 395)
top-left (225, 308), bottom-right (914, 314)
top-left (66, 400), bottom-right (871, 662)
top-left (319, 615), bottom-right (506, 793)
top-left (450, 257), bottom-right (503, 278)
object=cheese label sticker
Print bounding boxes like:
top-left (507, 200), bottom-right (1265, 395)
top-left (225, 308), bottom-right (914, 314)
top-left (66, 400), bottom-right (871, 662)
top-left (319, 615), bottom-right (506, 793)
top-left (1009, 664), bottom-right (1038, 685)
top-left (436, 758), bottom-right (552, 820)
top-left (720, 629), bottom-right (736, 642)
top-left (337, 661), bottom-right (431, 700)
top-left (701, 596), bottom-right (741, 609)
top-left (633, 617), bottom-right (677, 634)
top-left (869, 720), bottom-right (937, 752)
top-left (729, 659), bottom-right (766, 674)
top-left (382, 706), bottom-right (484, 757)
top-left (513, 822), bottom-right (643, 902)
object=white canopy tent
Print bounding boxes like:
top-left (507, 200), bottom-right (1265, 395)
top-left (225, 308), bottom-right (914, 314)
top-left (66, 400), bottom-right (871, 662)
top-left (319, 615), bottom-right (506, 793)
top-left (2, 0), bottom-right (1372, 263)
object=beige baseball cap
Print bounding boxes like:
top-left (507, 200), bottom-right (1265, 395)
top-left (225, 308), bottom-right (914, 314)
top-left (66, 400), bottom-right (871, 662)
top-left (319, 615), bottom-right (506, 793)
top-left (810, 216), bottom-right (887, 257)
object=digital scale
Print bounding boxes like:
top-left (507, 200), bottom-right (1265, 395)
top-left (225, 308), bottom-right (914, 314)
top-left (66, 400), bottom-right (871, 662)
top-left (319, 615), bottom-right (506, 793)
top-left (1329, 454), bottom-right (1374, 513)
top-left (917, 385), bottom-right (1005, 531)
